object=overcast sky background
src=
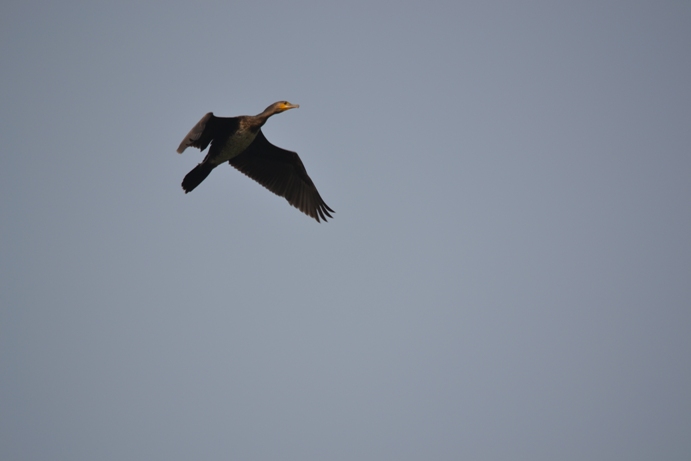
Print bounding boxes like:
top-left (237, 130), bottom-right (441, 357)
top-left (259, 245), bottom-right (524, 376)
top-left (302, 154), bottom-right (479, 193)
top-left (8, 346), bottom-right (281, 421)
top-left (2, 1), bottom-right (690, 460)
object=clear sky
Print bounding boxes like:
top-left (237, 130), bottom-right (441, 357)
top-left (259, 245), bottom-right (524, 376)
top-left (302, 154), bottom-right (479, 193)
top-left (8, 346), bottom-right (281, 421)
top-left (2, 1), bottom-right (690, 460)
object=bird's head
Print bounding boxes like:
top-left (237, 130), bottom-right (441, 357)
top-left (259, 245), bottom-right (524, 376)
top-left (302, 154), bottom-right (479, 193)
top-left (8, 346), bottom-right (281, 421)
top-left (270, 101), bottom-right (300, 114)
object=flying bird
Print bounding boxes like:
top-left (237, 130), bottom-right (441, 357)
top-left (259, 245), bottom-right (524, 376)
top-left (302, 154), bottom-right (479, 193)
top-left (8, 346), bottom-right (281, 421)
top-left (177, 101), bottom-right (334, 222)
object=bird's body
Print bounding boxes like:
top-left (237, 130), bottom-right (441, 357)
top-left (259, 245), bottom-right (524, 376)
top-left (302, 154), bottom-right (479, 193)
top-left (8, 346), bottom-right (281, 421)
top-left (177, 101), bottom-right (334, 222)
top-left (211, 128), bottom-right (258, 165)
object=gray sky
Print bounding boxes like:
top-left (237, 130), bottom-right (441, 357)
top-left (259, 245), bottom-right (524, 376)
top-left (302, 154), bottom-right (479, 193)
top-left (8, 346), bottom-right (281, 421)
top-left (2, 1), bottom-right (690, 460)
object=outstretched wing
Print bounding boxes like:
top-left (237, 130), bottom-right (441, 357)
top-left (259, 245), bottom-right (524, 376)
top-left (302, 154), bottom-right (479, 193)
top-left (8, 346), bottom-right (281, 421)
top-left (177, 113), bottom-right (240, 155)
top-left (177, 112), bottom-right (215, 153)
top-left (229, 130), bottom-right (334, 222)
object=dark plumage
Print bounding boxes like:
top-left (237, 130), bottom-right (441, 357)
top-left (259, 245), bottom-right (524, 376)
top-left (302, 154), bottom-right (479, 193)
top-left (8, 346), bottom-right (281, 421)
top-left (177, 101), bottom-right (334, 222)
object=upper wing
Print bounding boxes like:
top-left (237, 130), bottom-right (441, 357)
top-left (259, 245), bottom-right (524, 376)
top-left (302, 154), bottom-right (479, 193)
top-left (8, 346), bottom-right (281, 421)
top-left (177, 113), bottom-right (240, 154)
top-left (229, 130), bottom-right (334, 222)
top-left (177, 112), bottom-right (214, 153)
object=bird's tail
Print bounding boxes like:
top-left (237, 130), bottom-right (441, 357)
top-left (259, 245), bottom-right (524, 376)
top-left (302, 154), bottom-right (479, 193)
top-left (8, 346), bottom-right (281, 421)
top-left (182, 163), bottom-right (214, 193)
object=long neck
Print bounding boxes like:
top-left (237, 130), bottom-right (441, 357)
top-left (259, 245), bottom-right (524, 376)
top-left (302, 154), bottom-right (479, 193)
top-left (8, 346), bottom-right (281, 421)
top-left (257, 104), bottom-right (281, 120)
top-left (245, 106), bottom-right (279, 131)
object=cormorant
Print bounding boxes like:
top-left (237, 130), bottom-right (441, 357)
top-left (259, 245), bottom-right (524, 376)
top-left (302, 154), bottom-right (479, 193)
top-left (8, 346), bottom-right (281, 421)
top-left (177, 101), bottom-right (334, 222)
